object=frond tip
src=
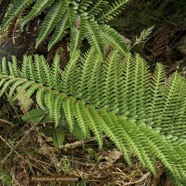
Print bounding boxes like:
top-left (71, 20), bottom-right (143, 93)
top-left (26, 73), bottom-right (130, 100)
top-left (0, 49), bottom-right (186, 184)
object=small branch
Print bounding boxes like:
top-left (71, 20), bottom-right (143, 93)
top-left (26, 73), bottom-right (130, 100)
top-left (124, 172), bottom-right (150, 185)
top-left (0, 118), bottom-right (14, 126)
top-left (59, 137), bottom-right (98, 150)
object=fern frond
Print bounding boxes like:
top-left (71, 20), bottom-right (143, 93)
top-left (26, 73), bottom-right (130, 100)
top-left (21, 0), bottom-right (55, 30)
top-left (36, 0), bottom-right (67, 48)
top-left (86, 106), bottom-right (103, 149)
top-left (62, 97), bottom-right (75, 132)
top-left (47, 13), bottom-right (69, 50)
top-left (40, 55), bottom-right (53, 87)
top-left (99, 110), bottom-right (131, 165)
top-left (147, 63), bottom-right (166, 126)
top-left (133, 25), bottom-right (154, 46)
top-left (13, 81), bottom-right (34, 101)
top-left (88, 54), bottom-right (102, 106)
top-left (27, 55), bottom-right (37, 81)
top-left (118, 117), bottom-right (157, 175)
top-left (0, 0), bottom-right (34, 33)
top-left (88, 0), bottom-right (108, 17)
top-left (78, 0), bottom-right (92, 12)
top-left (36, 87), bottom-right (48, 110)
top-left (2, 57), bottom-right (9, 75)
top-left (117, 52), bottom-right (133, 116)
top-left (8, 80), bottom-right (26, 98)
top-left (86, 19), bottom-right (103, 54)
top-left (67, 1), bottom-right (79, 29)
top-left (61, 50), bottom-right (80, 95)
top-left (53, 94), bottom-right (66, 127)
top-left (0, 78), bottom-right (17, 97)
top-left (75, 100), bottom-right (89, 136)
top-left (0, 0), bottom-right (129, 54)
top-left (79, 48), bottom-right (98, 101)
top-left (51, 54), bottom-right (63, 90)
top-left (0, 50), bottom-right (186, 183)
top-left (102, 50), bottom-right (121, 112)
top-left (11, 56), bottom-right (21, 77)
top-left (70, 13), bottom-right (88, 55)
top-left (98, 0), bottom-right (129, 23)
top-left (34, 55), bottom-right (46, 84)
top-left (158, 73), bottom-right (186, 140)
top-left (23, 84), bottom-right (40, 105)
top-left (100, 24), bottom-right (128, 54)
top-left (21, 55), bottom-right (30, 79)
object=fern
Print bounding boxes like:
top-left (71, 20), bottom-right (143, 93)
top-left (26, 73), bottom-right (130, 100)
top-left (0, 0), bottom-right (128, 54)
top-left (0, 49), bottom-right (186, 184)
top-left (133, 25), bottom-right (155, 46)
top-left (98, 0), bottom-right (129, 23)
top-left (21, 0), bottom-right (55, 29)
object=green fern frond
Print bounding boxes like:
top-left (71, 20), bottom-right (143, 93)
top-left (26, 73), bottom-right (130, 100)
top-left (86, 19), bottom-right (104, 54)
top-left (98, 0), bottom-right (129, 23)
top-left (21, 0), bottom-right (55, 30)
top-left (79, 48), bottom-right (98, 101)
top-left (0, 0), bottom-right (34, 32)
top-left (40, 55), bottom-right (53, 87)
top-left (158, 73), bottom-right (186, 139)
top-left (61, 50), bottom-right (80, 95)
top-left (70, 13), bottom-right (88, 55)
top-left (36, 0), bottom-right (67, 48)
top-left (27, 55), bottom-right (37, 81)
top-left (48, 13), bottom-right (69, 50)
top-left (133, 25), bottom-right (154, 46)
top-left (101, 24), bottom-right (128, 56)
top-left (88, 0), bottom-right (108, 17)
top-left (11, 56), bottom-right (21, 77)
top-left (34, 55), bottom-right (46, 84)
top-left (36, 87), bottom-right (48, 110)
top-left (0, 49), bottom-right (186, 183)
top-left (102, 50), bottom-right (121, 112)
top-left (51, 54), bottom-right (63, 90)
top-left (53, 94), bottom-right (66, 127)
top-left (62, 97), bottom-right (75, 132)
top-left (147, 63), bottom-right (166, 126)
top-left (78, 0), bottom-right (93, 12)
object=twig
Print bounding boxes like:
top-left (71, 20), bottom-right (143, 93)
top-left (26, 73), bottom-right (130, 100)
top-left (0, 118), bottom-right (14, 126)
top-left (124, 172), bottom-right (150, 185)
top-left (59, 137), bottom-right (97, 150)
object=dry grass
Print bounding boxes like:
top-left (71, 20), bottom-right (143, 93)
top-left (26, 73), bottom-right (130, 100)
top-left (0, 97), bottom-right (174, 186)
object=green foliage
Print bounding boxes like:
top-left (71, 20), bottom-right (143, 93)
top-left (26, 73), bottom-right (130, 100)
top-left (0, 0), bottom-right (128, 54)
top-left (21, 109), bottom-right (53, 123)
top-left (133, 25), bottom-right (154, 46)
top-left (0, 49), bottom-right (186, 184)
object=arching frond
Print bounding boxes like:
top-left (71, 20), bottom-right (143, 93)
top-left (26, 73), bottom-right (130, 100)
top-left (21, 0), bottom-right (55, 29)
top-left (48, 13), bottom-right (69, 50)
top-left (0, 49), bottom-right (186, 184)
top-left (0, 0), bottom-right (34, 32)
top-left (98, 0), bottom-right (129, 23)
top-left (70, 13), bottom-right (88, 55)
top-left (100, 24), bottom-right (128, 54)
top-left (86, 19), bottom-right (103, 54)
top-left (36, 0), bottom-right (67, 48)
